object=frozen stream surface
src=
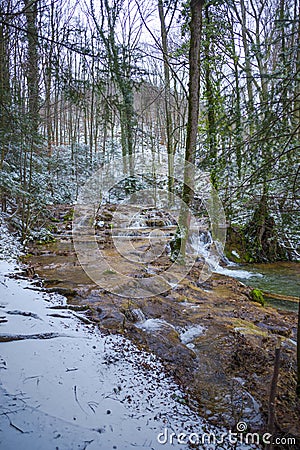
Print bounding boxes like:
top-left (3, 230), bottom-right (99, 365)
top-left (0, 224), bottom-right (259, 449)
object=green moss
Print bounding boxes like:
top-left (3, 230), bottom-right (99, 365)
top-left (102, 269), bottom-right (116, 275)
top-left (250, 288), bottom-right (265, 306)
top-left (244, 252), bottom-right (255, 263)
top-left (46, 224), bottom-right (58, 233)
top-left (63, 209), bottom-right (74, 222)
top-left (37, 236), bottom-right (56, 245)
top-left (20, 253), bottom-right (34, 261)
top-left (232, 318), bottom-right (268, 337)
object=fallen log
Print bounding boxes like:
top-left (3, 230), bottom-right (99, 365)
top-left (263, 291), bottom-right (299, 303)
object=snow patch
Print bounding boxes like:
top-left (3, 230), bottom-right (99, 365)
top-left (135, 318), bottom-right (174, 331)
top-left (231, 250), bottom-right (240, 259)
top-left (0, 260), bottom-right (232, 450)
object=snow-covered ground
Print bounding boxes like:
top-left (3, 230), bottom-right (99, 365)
top-left (0, 220), bottom-right (260, 449)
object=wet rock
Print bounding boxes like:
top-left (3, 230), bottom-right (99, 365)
top-left (145, 219), bottom-right (165, 227)
top-left (140, 328), bottom-right (196, 366)
top-left (46, 287), bottom-right (77, 297)
top-left (121, 307), bottom-right (145, 323)
top-left (97, 309), bottom-right (124, 330)
top-left (257, 323), bottom-right (292, 337)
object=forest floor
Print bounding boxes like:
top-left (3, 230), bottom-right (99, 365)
top-left (1, 204), bottom-right (299, 448)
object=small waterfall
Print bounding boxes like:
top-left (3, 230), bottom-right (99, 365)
top-left (135, 318), bottom-right (175, 331)
top-left (189, 230), bottom-right (220, 269)
top-left (129, 218), bottom-right (147, 229)
top-left (179, 325), bottom-right (206, 345)
top-left (189, 230), bottom-right (260, 280)
top-left (131, 308), bottom-right (146, 322)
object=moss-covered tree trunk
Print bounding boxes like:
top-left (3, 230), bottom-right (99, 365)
top-left (244, 194), bottom-right (289, 262)
top-left (203, 4), bottom-right (217, 187)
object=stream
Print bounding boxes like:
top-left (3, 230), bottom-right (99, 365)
top-left (191, 228), bottom-right (299, 312)
top-left (1, 207), bottom-right (299, 446)
top-left (218, 262), bottom-right (300, 312)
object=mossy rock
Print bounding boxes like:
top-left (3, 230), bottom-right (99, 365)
top-left (224, 225), bottom-right (248, 263)
top-left (243, 195), bottom-right (292, 262)
top-left (20, 253), bottom-right (34, 260)
top-left (250, 288), bottom-right (265, 306)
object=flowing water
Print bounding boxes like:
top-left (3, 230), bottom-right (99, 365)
top-left (191, 231), bottom-right (299, 312)
top-left (28, 219), bottom-right (299, 312)
top-left (220, 262), bottom-right (300, 312)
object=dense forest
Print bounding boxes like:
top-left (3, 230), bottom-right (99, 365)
top-left (0, 0), bottom-right (299, 262)
top-left (1, 1), bottom-right (300, 448)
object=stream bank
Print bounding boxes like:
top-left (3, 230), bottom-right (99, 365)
top-left (20, 204), bottom-right (300, 446)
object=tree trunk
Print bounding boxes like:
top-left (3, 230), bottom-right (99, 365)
top-left (0, 4), bottom-right (11, 174)
top-left (44, 0), bottom-right (55, 156)
top-left (24, 0), bottom-right (40, 139)
top-left (295, 0), bottom-right (300, 139)
top-left (297, 298), bottom-right (300, 397)
top-left (239, 0), bottom-right (254, 114)
top-left (158, 0), bottom-right (174, 202)
top-left (171, 0), bottom-right (203, 260)
top-left (0, 10), bottom-right (10, 212)
top-left (204, 5), bottom-right (216, 166)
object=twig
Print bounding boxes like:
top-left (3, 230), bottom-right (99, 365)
top-left (4, 413), bottom-right (28, 434)
top-left (73, 385), bottom-right (88, 415)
